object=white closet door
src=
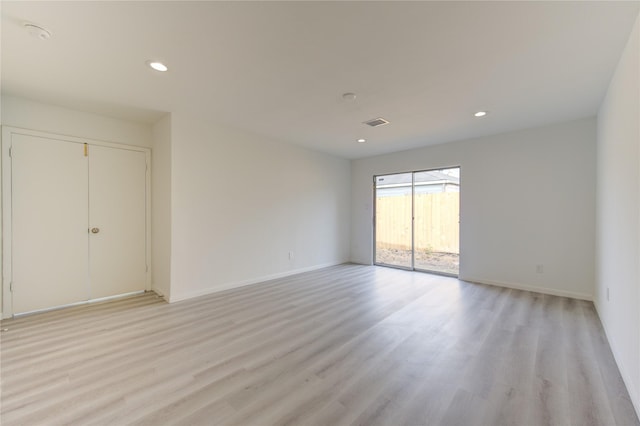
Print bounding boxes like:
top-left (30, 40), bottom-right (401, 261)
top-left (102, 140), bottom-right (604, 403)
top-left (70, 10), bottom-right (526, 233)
top-left (12, 134), bottom-right (89, 314)
top-left (88, 145), bottom-right (147, 299)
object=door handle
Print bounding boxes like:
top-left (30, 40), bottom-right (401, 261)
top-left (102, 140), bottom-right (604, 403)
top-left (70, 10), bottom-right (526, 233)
top-left (90, 227), bottom-right (100, 234)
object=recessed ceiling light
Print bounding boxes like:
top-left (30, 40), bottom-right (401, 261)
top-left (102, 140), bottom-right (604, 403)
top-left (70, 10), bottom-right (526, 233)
top-left (357, 138), bottom-right (366, 143)
top-left (474, 111), bottom-right (488, 117)
top-left (147, 61), bottom-right (168, 72)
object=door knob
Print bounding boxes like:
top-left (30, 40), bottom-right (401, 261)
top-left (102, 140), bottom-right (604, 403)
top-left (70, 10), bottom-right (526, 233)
top-left (90, 228), bottom-right (100, 234)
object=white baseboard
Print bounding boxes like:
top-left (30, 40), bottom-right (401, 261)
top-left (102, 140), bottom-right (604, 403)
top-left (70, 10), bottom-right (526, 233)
top-left (169, 261), bottom-right (345, 303)
top-left (151, 288), bottom-right (169, 302)
top-left (460, 275), bottom-right (593, 301)
top-left (593, 299), bottom-right (640, 420)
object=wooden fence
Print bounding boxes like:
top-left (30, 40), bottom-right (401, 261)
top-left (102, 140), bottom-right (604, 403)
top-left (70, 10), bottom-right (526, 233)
top-left (376, 192), bottom-right (459, 254)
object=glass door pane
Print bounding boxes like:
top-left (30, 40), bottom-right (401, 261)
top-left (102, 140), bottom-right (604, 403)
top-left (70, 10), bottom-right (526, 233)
top-left (375, 172), bottom-right (413, 269)
top-left (414, 168), bottom-right (459, 275)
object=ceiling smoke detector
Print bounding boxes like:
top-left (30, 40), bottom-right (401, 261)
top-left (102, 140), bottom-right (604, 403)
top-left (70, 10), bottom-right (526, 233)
top-left (24, 23), bottom-right (52, 40)
top-left (363, 117), bottom-right (390, 127)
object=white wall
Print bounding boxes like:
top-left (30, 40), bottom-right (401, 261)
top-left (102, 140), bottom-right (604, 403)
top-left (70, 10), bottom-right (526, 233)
top-left (1, 96), bottom-right (152, 148)
top-left (596, 13), bottom-right (640, 413)
top-left (151, 114), bottom-right (172, 299)
top-left (352, 118), bottom-right (596, 300)
top-left (168, 113), bottom-right (351, 302)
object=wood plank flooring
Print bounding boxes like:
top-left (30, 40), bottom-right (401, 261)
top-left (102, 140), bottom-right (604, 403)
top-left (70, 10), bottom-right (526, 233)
top-left (1, 264), bottom-right (637, 425)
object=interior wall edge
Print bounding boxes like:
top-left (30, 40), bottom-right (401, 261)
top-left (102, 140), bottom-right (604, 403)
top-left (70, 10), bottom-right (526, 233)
top-left (594, 10), bottom-right (640, 418)
top-left (593, 299), bottom-right (640, 417)
top-left (151, 289), bottom-right (168, 302)
top-left (150, 113), bottom-right (172, 300)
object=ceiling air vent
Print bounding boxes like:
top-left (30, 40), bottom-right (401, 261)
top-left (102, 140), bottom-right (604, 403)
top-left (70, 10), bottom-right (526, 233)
top-left (363, 117), bottom-right (390, 127)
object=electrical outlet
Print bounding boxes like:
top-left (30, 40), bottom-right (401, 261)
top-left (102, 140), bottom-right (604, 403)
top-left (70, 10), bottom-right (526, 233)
top-left (536, 264), bottom-right (544, 274)
top-left (289, 251), bottom-right (294, 260)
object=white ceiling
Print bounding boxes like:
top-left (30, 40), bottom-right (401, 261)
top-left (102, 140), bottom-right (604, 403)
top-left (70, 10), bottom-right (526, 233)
top-left (2, 1), bottom-right (639, 159)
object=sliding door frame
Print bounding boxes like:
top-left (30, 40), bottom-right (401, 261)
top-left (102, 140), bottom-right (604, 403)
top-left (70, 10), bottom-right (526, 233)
top-left (373, 166), bottom-right (460, 277)
top-left (372, 171), bottom-right (414, 271)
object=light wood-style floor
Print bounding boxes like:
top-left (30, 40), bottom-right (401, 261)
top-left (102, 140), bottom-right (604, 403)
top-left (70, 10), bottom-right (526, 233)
top-left (1, 264), bottom-right (637, 426)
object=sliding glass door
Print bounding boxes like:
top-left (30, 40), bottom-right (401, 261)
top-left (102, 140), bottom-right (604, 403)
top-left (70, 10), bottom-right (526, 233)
top-left (374, 167), bottom-right (460, 276)
top-left (374, 173), bottom-right (413, 269)
top-left (413, 169), bottom-right (460, 275)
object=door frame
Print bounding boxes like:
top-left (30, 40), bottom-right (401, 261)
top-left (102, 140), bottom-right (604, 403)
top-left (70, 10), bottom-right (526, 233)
top-left (372, 171), bottom-right (414, 271)
top-left (373, 166), bottom-right (460, 277)
top-left (1, 126), bottom-right (152, 318)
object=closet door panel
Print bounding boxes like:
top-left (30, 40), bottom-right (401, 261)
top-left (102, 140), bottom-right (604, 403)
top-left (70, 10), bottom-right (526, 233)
top-left (89, 145), bottom-right (146, 299)
top-left (11, 134), bottom-right (89, 313)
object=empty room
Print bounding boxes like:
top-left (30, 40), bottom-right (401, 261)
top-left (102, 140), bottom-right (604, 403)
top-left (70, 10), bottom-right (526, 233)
top-left (1, 1), bottom-right (639, 425)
